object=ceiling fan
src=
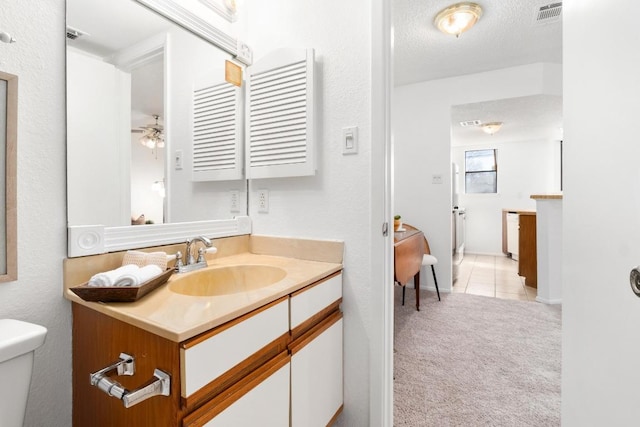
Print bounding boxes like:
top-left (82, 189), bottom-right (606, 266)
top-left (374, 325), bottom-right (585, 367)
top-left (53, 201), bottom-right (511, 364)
top-left (132, 114), bottom-right (164, 149)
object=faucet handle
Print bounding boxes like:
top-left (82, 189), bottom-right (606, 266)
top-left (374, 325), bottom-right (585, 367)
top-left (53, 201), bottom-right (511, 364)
top-left (175, 251), bottom-right (183, 269)
top-left (196, 247), bottom-right (205, 264)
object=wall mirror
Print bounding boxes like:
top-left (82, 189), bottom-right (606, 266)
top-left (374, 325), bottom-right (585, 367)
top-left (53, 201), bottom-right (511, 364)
top-left (0, 71), bottom-right (17, 282)
top-left (66, 0), bottom-right (250, 256)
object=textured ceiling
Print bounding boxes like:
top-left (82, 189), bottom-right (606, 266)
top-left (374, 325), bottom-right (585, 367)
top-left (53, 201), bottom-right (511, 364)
top-left (393, 0), bottom-right (563, 86)
top-left (66, 0), bottom-right (169, 127)
top-left (66, 0), bottom-right (171, 58)
top-left (394, 0), bottom-right (564, 146)
top-left (450, 95), bottom-right (563, 146)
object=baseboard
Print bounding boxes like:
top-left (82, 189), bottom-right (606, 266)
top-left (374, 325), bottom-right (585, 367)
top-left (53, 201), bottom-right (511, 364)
top-left (421, 285), bottom-right (451, 294)
top-left (535, 296), bottom-right (562, 305)
top-left (465, 251), bottom-right (510, 257)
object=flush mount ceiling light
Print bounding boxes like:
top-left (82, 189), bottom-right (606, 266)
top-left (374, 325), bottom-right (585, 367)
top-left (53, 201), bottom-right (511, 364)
top-left (481, 122), bottom-right (503, 135)
top-left (434, 2), bottom-right (483, 37)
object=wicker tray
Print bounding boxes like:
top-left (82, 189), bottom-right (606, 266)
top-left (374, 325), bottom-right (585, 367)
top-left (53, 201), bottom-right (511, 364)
top-left (70, 268), bottom-right (174, 302)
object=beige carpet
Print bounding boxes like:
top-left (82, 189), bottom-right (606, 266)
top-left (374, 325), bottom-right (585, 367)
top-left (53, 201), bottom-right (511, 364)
top-left (393, 289), bottom-right (561, 426)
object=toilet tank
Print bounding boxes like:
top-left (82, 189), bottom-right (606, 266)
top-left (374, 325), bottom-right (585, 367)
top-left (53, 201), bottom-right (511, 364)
top-left (0, 319), bottom-right (47, 427)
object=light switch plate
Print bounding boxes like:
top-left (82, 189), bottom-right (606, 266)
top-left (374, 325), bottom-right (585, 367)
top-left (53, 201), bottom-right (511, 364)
top-left (342, 126), bottom-right (358, 155)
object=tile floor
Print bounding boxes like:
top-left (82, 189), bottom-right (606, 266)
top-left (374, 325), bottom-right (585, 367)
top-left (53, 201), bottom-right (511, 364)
top-left (452, 254), bottom-right (538, 301)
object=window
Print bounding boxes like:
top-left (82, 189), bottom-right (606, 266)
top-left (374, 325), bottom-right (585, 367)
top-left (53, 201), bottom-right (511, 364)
top-left (465, 149), bottom-right (497, 193)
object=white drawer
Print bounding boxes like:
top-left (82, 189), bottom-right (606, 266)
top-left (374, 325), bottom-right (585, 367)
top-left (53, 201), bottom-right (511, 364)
top-left (180, 298), bottom-right (289, 398)
top-left (290, 272), bottom-right (342, 333)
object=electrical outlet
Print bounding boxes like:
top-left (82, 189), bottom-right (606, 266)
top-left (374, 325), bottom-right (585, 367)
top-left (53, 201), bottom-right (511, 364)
top-left (257, 189), bottom-right (269, 213)
top-left (432, 174), bottom-right (443, 184)
top-left (230, 190), bottom-right (240, 213)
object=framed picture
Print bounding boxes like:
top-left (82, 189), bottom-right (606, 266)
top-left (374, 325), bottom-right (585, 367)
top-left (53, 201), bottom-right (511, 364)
top-left (0, 71), bottom-right (17, 282)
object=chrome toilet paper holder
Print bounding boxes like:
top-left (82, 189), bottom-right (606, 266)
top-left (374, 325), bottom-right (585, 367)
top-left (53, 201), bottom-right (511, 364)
top-left (89, 352), bottom-right (170, 408)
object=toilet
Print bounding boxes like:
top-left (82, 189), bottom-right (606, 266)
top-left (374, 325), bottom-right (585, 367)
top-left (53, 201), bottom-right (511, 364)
top-left (0, 319), bottom-right (47, 427)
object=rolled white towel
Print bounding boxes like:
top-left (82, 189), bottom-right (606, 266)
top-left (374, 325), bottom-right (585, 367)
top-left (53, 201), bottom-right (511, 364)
top-left (88, 264), bottom-right (140, 287)
top-left (114, 264), bottom-right (163, 287)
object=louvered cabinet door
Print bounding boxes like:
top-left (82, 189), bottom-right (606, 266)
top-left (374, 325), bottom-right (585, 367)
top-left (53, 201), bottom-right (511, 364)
top-left (192, 74), bottom-right (244, 181)
top-left (246, 48), bottom-right (315, 179)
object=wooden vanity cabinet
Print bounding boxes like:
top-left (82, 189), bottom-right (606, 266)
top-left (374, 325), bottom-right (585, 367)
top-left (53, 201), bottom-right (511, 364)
top-left (501, 210), bottom-right (537, 287)
top-left (72, 271), bottom-right (343, 427)
top-left (518, 213), bottom-right (537, 287)
top-left (72, 303), bottom-right (184, 427)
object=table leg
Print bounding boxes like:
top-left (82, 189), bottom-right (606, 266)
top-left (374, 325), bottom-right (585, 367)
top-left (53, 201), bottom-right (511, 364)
top-left (414, 271), bottom-right (420, 311)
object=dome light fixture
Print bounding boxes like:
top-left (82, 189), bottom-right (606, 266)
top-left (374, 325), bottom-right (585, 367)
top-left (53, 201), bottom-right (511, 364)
top-left (481, 122), bottom-right (503, 135)
top-left (434, 2), bottom-right (483, 38)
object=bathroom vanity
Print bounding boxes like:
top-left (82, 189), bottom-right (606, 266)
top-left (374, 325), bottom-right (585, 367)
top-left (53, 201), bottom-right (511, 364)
top-left (64, 235), bottom-right (344, 426)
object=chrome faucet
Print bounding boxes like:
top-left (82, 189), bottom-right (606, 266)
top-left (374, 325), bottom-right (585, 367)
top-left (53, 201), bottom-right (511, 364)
top-left (175, 236), bottom-right (214, 273)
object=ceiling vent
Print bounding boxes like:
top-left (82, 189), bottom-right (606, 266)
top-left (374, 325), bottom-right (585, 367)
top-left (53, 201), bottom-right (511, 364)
top-left (66, 26), bottom-right (88, 40)
top-left (534, 2), bottom-right (562, 25)
top-left (459, 120), bottom-right (482, 127)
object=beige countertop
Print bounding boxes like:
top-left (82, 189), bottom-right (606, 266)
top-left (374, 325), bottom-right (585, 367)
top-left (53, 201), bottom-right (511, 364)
top-left (63, 236), bottom-right (343, 343)
top-left (531, 193), bottom-right (563, 200)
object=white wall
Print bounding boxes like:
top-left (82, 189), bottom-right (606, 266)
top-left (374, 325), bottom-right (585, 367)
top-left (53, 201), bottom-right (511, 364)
top-left (67, 48), bottom-right (131, 226)
top-left (0, 0), bottom-right (71, 425)
top-left (562, 1), bottom-right (640, 424)
top-left (453, 138), bottom-right (561, 255)
top-left (243, 0), bottom-right (375, 424)
top-left (394, 63), bottom-right (562, 292)
top-left (164, 27), bottom-right (247, 222)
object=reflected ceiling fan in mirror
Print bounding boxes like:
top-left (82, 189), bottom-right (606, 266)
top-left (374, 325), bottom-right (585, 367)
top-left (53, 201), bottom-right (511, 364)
top-left (133, 114), bottom-right (164, 150)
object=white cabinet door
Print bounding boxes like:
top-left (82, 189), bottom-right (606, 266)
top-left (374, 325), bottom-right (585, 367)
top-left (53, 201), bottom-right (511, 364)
top-left (291, 314), bottom-right (343, 427)
top-left (204, 361), bottom-right (290, 427)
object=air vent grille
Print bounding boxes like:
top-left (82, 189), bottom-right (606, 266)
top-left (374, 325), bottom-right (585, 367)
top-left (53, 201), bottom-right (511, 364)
top-left (534, 2), bottom-right (562, 25)
top-left (460, 120), bottom-right (482, 127)
top-left (66, 26), bottom-right (88, 40)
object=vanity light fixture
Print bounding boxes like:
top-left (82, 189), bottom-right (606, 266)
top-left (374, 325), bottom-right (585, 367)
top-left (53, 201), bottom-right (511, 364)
top-left (481, 122), bottom-right (503, 135)
top-left (139, 115), bottom-right (165, 150)
top-left (434, 2), bottom-right (483, 37)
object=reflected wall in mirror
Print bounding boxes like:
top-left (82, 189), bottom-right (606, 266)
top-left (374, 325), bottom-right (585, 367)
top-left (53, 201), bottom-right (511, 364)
top-left (66, 0), bottom-right (248, 231)
top-left (0, 71), bottom-right (17, 282)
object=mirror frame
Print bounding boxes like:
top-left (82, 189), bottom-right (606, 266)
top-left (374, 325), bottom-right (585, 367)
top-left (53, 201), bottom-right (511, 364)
top-left (0, 71), bottom-right (17, 282)
top-left (66, 0), bottom-right (254, 257)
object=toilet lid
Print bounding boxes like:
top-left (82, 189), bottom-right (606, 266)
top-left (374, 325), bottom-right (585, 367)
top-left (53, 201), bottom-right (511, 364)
top-left (0, 319), bottom-right (47, 363)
